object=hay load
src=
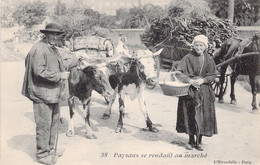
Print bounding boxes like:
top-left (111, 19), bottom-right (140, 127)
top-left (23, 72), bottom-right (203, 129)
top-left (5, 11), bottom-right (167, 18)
top-left (140, 0), bottom-right (237, 65)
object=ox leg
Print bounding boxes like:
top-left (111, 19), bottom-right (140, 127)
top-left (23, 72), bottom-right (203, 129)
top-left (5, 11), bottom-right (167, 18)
top-left (102, 88), bottom-right (117, 119)
top-left (218, 66), bottom-right (228, 103)
top-left (115, 92), bottom-right (125, 133)
top-left (249, 75), bottom-right (258, 111)
top-left (83, 98), bottom-right (97, 139)
top-left (138, 88), bottom-right (159, 133)
top-left (66, 96), bottom-right (76, 137)
top-left (230, 71), bottom-right (239, 104)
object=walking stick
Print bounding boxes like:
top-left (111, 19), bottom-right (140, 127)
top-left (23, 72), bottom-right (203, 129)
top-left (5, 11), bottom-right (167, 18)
top-left (52, 80), bottom-right (65, 165)
top-left (51, 69), bottom-right (69, 164)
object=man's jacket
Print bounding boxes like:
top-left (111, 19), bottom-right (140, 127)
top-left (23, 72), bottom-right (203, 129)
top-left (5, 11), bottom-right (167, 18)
top-left (21, 38), bottom-right (77, 103)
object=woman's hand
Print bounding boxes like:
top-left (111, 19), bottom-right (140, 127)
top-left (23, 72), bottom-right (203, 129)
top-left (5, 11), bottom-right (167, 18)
top-left (193, 78), bottom-right (204, 86)
top-left (189, 78), bottom-right (204, 88)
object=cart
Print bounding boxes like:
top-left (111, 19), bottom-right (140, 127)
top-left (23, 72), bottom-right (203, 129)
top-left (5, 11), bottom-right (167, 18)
top-left (71, 35), bottom-right (115, 60)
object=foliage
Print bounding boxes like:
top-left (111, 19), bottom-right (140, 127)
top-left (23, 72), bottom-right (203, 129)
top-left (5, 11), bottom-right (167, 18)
top-left (55, 8), bottom-right (85, 33)
top-left (208, 0), bottom-right (260, 26)
top-left (83, 8), bottom-right (102, 28)
top-left (54, 7), bottom-right (106, 34)
top-left (124, 7), bottom-right (148, 28)
top-left (1, 6), bottom-right (15, 27)
top-left (12, 1), bottom-right (47, 28)
top-left (99, 15), bottom-right (117, 29)
top-left (122, 4), bottom-right (167, 28)
top-left (54, 0), bottom-right (67, 17)
top-left (114, 8), bottom-right (130, 28)
top-left (52, 3), bottom-right (166, 34)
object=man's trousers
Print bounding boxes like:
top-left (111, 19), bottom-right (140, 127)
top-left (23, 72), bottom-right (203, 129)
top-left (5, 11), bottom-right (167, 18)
top-left (33, 102), bottom-right (60, 159)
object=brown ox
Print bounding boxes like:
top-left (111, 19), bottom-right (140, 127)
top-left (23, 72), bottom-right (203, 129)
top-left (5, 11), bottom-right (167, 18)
top-left (66, 61), bottom-right (113, 139)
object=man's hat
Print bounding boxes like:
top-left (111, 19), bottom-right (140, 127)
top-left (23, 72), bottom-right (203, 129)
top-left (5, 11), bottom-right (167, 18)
top-left (40, 23), bottom-right (64, 34)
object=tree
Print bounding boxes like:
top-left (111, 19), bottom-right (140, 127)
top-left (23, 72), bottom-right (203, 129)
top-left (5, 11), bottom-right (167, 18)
top-left (12, 1), bottom-right (47, 28)
top-left (54, 0), bottom-right (67, 17)
top-left (114, 8), bottom-right (130, 28)
top-left (99, 15), bottom-right (117, 28)
top-left (83, 8), bottom-right (101, 28)
top-left (54, 7), bottom-right (104, 34)
top-left (168, 0), bottom-right (212, 21)
top-left (55, 8), bottom-right (86, 33)
top-left (234, 0), bottom-right (260, 25)
top-left (122, 4), bottom-right (166, 28)
top-left (125, 7), bottom-right (148, 28)
top-left (1, 6), bottom-right (15, 27)
top-left (208, 0), bottom-right (260, 26)
top-left (143, 4), bottom-right (167, 21)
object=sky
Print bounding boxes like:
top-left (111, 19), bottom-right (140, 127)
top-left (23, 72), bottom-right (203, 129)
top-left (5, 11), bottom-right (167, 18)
top-left (1, 0), bottom-right (173, 15)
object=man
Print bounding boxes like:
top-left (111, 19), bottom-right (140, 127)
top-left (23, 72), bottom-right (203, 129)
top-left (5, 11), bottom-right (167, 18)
top-left (22, 23), bottom-right (77, 164)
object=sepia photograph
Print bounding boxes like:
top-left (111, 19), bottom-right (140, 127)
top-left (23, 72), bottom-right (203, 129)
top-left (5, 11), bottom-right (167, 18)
top-left (1, 0), bottom-right (260, 164)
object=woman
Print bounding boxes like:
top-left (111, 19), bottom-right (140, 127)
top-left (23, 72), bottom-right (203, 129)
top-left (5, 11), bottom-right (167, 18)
top-left (175, 34), bottom-right (217, 151)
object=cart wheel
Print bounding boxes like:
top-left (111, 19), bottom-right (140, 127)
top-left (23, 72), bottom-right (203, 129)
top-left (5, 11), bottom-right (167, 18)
top-left (213, 74), bottom-right (229, 98)
top-left (213, 81), bottom-right (220, 98)
top-left (222, 74), bottom-right (229, 95)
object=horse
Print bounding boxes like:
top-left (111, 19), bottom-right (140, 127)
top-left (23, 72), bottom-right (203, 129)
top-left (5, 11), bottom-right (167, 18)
top-left (213, 33), bottom-right (260, 112)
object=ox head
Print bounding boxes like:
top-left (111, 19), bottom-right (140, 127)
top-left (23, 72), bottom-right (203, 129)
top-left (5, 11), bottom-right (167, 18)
top-left (79, 61), bottom-right (113, 97)
top-left (132, 48), bottom-right (163, 86)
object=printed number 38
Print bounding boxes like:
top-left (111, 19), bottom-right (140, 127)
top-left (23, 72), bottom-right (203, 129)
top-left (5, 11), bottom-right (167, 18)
top-left (100, 152), bottom-right (108, 158)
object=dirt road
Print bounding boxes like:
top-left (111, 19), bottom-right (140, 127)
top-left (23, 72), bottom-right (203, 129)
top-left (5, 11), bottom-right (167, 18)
top-left (1, 61), bottom-right (260, 165)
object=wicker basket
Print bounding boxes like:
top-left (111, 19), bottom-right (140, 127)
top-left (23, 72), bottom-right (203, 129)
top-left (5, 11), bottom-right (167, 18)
top-left (159, 73), bottom-right (191, 97)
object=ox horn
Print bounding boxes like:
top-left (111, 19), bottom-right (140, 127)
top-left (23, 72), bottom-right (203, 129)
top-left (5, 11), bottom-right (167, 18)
top-left (138, 48), bottom-right (164, 59)
top-left (153, 48), bottom-right (163, 56)
top-left (95, 62), bottom-right (107, 68)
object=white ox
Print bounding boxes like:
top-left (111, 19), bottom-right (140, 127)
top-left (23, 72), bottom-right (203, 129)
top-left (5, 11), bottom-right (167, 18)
top-left (102, 44), bottom-right (163, 133)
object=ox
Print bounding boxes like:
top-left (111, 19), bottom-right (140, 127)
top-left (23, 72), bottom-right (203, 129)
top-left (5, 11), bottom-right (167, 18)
top-left (102, 48), bottom-right (163, 133)
top-left (66, 60), bottom-right (113, 139)
top-left (213, 33), bottom-right (260, 111)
